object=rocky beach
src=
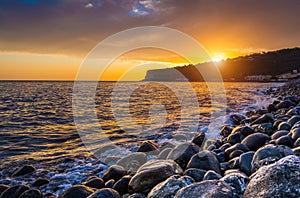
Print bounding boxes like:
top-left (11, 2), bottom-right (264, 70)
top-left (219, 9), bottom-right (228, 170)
top-left (0, 79), bottom-right (300, 198)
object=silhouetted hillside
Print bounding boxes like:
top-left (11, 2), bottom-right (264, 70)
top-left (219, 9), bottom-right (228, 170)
top-left (144, 47), bottom-right (300, 81)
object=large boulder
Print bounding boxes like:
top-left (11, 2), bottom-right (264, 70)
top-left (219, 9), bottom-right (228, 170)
top-left (167, 142), bottom-right (200, 169)
top-left (174, 180), bottom-right (233, 198)
top-left (186, 151), bottom-right (221, 174)
top-left (128, 160), bottom-right (183, 193)
top-left (147, 175), bottom-right (194, 198)
top-left (244, 155), bottom-right (300, 198)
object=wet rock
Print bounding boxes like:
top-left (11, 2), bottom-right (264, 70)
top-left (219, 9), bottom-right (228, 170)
top-left (167, 142), bottom-right (200, 169)
top-left (32, 178), bottom-right (50, 187)
top-left (0, 184), bottom-right (9, 195)
top-left (12, 165), bottom-right (35, 177)
top-left (244, 155), bottom-right (300, 198)
top-left (229, 114), bottom-right (246, 125)
top-left (147, 175), bottom-right (194, 198)
top-left (104, 156), bottom-right (121, 165)
top-left (191, 132), bottom-right (206, 147)
top-left (127, 193), bottom-right (145, 198)
top-left (221, 173), bottom-right (249, 198)
top-left (0, 184), bottom-right (30, 198)
top-left (83, 178), bottom-right (104, 189)
top-left (128, 160), bottom-right (182, 193)
top-left (159, 142), bottom-right (175, 150)
top-left (239, 152), bottom-right (254, 175)
top-left (174, 180), bottom-right (233, 198)
top-left (88, 188), bottom-right (120, 198)
top-left (275, 134), bottom-right (293, 147)
top-left (231, 126), bottom-right (253, 137)
top-left (251, 113), bottom-right (274, 125)
top-left (220, 125), bottom-right (234, 137)
top-left (113, 175), bottom-right (131, 196)
top-left (253, 123), bottom-right (273, 135)
top-left (174, 134), bottom-right (187, 141)
top-left (229, 150), bottom-right (244, 159)
top-left (294, 137), bottom-right (300, 147)
top-left (224, 143), bottom-right (249, 157)
top-left (59, 185), bottom-right (94, 198)
top-left (184, 168), bottom-right (206, 182)
top-left (227, 157), bottom-right (240, 169)
top-left (19, 189), bottom-right (42, 198)
top-left (137, 140), bottom-right (158, 153)
top-left (203, 170), bottom-right (222, 180)
top-left (291, 128), bottom-right (300, 141)
top-left (292, 147), bottom-right (300, 156)
top-left (102, 165), bottom-right (126, 182)
top-left (276, 100), bottom-right (295, 109)
top-left (251, 144), bottom-right (294, 173)
top-left (227, 132), bottom-right (243, 145)
top-left (277, 122), bottom-right (291, 130)
top-left (267, 104), bottom-right (276, 112)
top-left (219, 143), bottom-right (232, 151)
top-left (216, 152), bottom-right (226, 163)
top-left (287, 115), bottom-right (300, 126)
top-left (105, 179), bottom-right (115, 188)
top-left (241, 133), bottom-right (269, 151)
top-left (158, 148), bottom-right (172, 160)
top-left (271, 130), bottom-right (289, 140)
top-left (117, 153), bottom-right (147, 175)
top-left (186, 150), bottom-right (221, 174)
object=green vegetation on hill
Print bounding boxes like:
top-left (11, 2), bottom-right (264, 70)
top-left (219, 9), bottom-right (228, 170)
top-left (144, 47), bottom-right (300, 81)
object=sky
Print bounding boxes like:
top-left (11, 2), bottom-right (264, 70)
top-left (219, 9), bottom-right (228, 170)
top-left (0, 0), bottom-right (300, 80)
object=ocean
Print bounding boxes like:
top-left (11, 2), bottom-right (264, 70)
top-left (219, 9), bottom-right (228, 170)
top-left (0, 81), bottom-right (281, 194)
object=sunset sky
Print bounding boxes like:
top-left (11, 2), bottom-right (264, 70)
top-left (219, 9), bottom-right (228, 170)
top-left (1, 0), bottom-right (300, 80)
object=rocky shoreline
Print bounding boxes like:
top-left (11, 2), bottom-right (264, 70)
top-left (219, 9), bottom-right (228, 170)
top-left (1, 80), bottom-right (300, 198)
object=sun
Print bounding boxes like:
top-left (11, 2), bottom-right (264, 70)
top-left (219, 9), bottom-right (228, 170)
top-left (211, 52), bottom-right (226, 62)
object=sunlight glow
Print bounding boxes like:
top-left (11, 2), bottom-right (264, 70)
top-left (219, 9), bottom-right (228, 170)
top-left (211, 52), bottom-right (226, 62)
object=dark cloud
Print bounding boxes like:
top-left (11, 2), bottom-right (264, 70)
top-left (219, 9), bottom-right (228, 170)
top-left (0, 0), bottom-right (299, 56)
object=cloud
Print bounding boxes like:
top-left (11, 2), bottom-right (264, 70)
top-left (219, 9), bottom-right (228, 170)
top-left (0, 0), bottom-right (300, 58)
top-left (85, 3), bottom-right (93, 8)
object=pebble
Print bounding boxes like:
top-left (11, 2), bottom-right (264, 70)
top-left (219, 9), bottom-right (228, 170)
top-left (191, 132), bottom-right (206, 147)
top-left (241, 133), bottom-right (269, 151)
top-left (166, 142), bottom-right (200, 169)
top-left (174, 180), bottom-right (233, 198)
top-left (202, 170), bottom-right (222, 180)
top-left (221, 172), bottom-right (249, 198)
top-left (0, 184), bottom-right (30, 198)
top-left (128, 160), bottom-right (182, 193)
top-left (87, 188), bottom-right (120, 198)
top-left (112, 175), bottom-right (131, 196)
top-left (147, 175), bottom-right (194, 198)
top-left (83, 178), bottom-right (104, 189)
top-left (238, 152), bottom-right (254, 175)
top-left (102, 165), bottom-right (126, 182)
top-left (12, 165), bottom-right (36, 177)
top-left (183, 168), bottom-right (206, 182)
top-left (186, 150), bottom-right (221, 174)
top-left (58, 185), bottom-right (94, 198)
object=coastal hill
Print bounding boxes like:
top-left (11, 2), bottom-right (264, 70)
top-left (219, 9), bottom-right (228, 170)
top-left (144, 47), bottom-right (300, 82)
